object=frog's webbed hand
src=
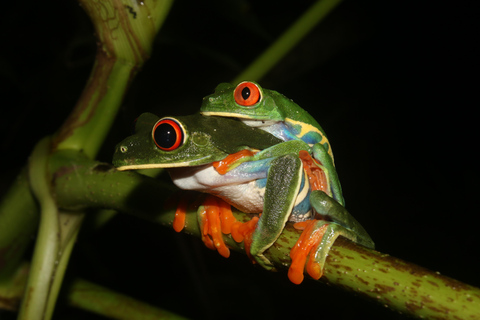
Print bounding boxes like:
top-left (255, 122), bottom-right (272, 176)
top-left (250, 154), bottom-right (303, 270)
top-left (289, 191), bottom-right (374, 284)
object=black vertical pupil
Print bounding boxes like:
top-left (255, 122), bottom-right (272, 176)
top-left (241, 87), bottom-right (251, 100)
top-left (155, 123), bottom-right (177, 148)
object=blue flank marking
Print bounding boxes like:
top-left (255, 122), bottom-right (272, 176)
top-left (275, 122), bottom-right (323, 145)
top-left (262, 122), bottom-right (297, 142)
top-left (291, 172), bottom-right (312, 220)
top-left (301, 131), bottom-right (323, 145)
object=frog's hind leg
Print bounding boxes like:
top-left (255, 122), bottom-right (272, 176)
top-left (250, 154), bottom-right (303, 270)
top-left (288, 191), bottom-right (374, 284)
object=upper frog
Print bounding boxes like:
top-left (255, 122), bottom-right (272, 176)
top-left (200, 81), bottom-right (344, 206)
top-left (200, 81), bottom-right (332, 157)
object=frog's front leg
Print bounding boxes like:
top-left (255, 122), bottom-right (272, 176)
top-left (250, 154), bottom-right (303, 270)
top-left (289, 191), bottom-right (374, 284)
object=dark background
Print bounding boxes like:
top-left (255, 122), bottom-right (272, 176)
top-left (1, 0), bottom-right (478, 319)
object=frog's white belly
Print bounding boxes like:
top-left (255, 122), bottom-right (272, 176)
top-left (167, 165), bottom-right (266, 213)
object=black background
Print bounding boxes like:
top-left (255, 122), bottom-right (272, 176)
top-left (0, 0), bottom-right (478, 319)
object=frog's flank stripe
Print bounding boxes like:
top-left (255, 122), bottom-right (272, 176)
top-left (285, 118), bottom-right (333, 159)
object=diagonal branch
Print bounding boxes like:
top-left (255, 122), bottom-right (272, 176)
top-left (49, 156), bottom-right (480, 319)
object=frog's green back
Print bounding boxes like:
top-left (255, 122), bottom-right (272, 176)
top-left (265, 88), bottom-right (325, 132)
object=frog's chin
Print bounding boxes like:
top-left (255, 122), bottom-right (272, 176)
top-left (241, 120), bottom-right (290, 143)
top-left (241, 119), bottom-right (277, 128)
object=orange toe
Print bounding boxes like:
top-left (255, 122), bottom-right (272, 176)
top-left (173, 200), bottom-right (187, 232)
top-left (171, 191), bottom-right (198, 233)
top-left (203, 196), bottom-right (230, 258)
top-left (239, 216), bottom-right (259, 262)
top-left (289, 220), bottom-right (328, 284)
top-left (218, 200), bottom-right (236, 234)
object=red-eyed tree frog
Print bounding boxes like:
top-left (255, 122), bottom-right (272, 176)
top-left (113, 112), bottom-right (374, 284)
top-left (200, 81), bottom-right (344, 206)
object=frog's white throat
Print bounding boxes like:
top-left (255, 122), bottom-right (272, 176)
top-left (167, 165), bottom-right (266, 214)
top-left (241, 119), bottom-right (277, 128)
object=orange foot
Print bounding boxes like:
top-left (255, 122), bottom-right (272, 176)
top-left (288, 219), bottom-right (328, 284)
top-left (171, 192), bottom-right (259, 260)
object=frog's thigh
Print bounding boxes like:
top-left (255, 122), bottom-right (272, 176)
top-left (250, 154), bottom-right (303, 269)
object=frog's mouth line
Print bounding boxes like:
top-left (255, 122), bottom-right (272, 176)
top-left (200, 111), bottom-right (251, 118)
top-left (115, 163), bottom-right (168, 171)
top-left (116, 161), bottom-right (208, 171)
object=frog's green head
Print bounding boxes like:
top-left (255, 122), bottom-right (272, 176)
top-left (113, 112), bottom-right (282, 171)
top-left (200, 81), bottom-right (293, 122)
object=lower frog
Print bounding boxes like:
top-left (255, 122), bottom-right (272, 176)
top-left (113, 112), bottom-right (374, 284)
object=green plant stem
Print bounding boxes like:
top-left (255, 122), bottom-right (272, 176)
top-left (233, 0), bottom-right (343, 83)
top-left (0, 263), bottom-right (187, 319)
top-left (67, 278), bottom-right (188, 320)
top-left (1, 0), bottom-right (175, 280)
top-left (11, 1), bottom-right (175, 318)
top-left (43, 211), bottom-right (85, 320)
top-left (48, 158), bottom-right (480, 319)
top-left (55, 0), bottom-right (174, 157)
top-left (19, 137), bottom-right (60, 320)
top-left (3, 150), bottom-right (480, 319)
top-left (17, 138), bottom-right (84, 320)
top-left (0, 169), bottom-right (38, 280)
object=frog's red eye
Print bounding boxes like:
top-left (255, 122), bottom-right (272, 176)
top-left (152, 118), bottom-right (184, 151)
top-left (234, 81), bottom-right (261, 106)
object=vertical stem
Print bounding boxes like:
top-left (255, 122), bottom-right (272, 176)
top-left (233, 0), bottom-right (343, 83)
top-left (19, 137), bottom-right (59, 320)
top-left (54, 56), bottom-right (130, 157)
top-left (0, 170), bottom-right (38, 280)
